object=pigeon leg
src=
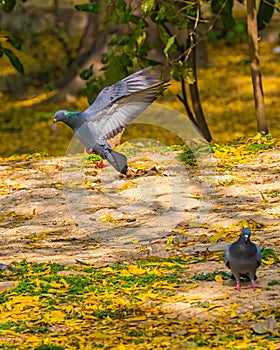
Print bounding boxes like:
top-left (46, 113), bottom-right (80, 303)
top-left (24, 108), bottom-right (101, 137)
top-left (251, 281), bottom-right (257, 289)
top-left (249, 272), bottom-right (258, 289)
top-left (250, 277), bottom-right (258, 289)
top-left (86, 148), bottom-right (94, 154)
top-left (93, 142), bottom-right (128, 174)
top-left (232, 272), bottom-right (241, 290)
top-left (234, 281), bottom-right (241, 291)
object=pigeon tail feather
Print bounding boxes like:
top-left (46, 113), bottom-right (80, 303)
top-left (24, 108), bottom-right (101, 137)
top-left (110, 150), bottom-right (128, 174)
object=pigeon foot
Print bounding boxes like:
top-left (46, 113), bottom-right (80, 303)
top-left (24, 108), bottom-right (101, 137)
top-left (234, 282), bottom-right (241, 291)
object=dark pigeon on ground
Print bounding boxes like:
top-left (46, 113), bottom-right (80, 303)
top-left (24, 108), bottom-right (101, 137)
top-left (53, 68), bottom-right (169, 174)
top-left (0, 263), bottom-right (19, 273)
top-left (224, 228), bottom-right (262, 290)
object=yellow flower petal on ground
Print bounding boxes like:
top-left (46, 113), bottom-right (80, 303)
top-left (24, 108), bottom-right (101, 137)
top-left (215, 275), bottom-right (223, 283)
top-left (184, 283), bottom-right (199, 292)
top-left (211, 295), bottom-right (229, 301)
top-left (44, 310), bottom-right (66, 323)
top-left (262, 257), bottom-right (276, 265)
top-left (127, 265), bottom-right (147, 275)
top-left (209, 230), bottom-right (224, 243)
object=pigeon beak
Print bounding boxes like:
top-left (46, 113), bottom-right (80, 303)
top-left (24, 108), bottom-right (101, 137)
top-left (51, 118), bottom-right (57, 130)
top-left (244, 234), bottom-right (249, 243)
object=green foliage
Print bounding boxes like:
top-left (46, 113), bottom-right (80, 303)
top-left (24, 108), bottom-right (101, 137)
top-left (245, 134), bottom-right (276, 152)
top-left (171, 145), bottom-right (197, 166)
top-left (164, 35), bottom-right (176, 59)
top-left (261, 248), bottom-right (278, 261)
top-left (79, 64), bottom-right (93, 80)
top-left (257, 0), bottom-right (275, 31)
top-left (0, 46), bottom-right (24, 74)
top-left (211, 0), bottom-right (235, 30)
top-left (267, 190), bottom-right (280, 198)
top-left (35, 345), bottom-right (65, 350)
top-left (267, 280), bottom-right (280, 286)
top-left (86, 154), bottom-right (103, 162)
top-left (0, 0), bottom-right (26, 73)
top-left (141, 0), bottom-right (155, 14)
top-left (1, 0), bottom-right (17, 12)
top-left (75, 0), bottom-right (205, 103)
top-left (190, 271), bottom-right (232, 282)
top-left (5, 34), bottom-right (23, 50)
top-left (75, 2), bottom-right (99, 13)
top-left (209, 0), bottom-right (248, 45)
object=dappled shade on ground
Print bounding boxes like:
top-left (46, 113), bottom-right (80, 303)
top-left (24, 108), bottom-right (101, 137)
top-left (0, 135), bottom-right (279, 348)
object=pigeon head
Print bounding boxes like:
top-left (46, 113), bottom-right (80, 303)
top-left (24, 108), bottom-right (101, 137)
top-left (241, 227), bottom-right (251, 243)
top-left (53, 110), bottom-right (84, 131)
top-left (53, 110), bottom-right (79, 124)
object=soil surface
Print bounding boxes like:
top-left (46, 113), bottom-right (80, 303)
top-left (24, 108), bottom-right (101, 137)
top-left (0, 146), bottom-right (279, 322)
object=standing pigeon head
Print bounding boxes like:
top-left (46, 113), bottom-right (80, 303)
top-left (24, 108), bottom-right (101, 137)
top-left (241, 227), bottom-right (251, 243)
top-left (224, 227), bottom-right (262, 290)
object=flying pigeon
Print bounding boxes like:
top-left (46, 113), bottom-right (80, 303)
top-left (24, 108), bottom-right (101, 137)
top-left (224, 228), bottom-right (262, 290)
top-left (53, 67), bottom-right (169, 174)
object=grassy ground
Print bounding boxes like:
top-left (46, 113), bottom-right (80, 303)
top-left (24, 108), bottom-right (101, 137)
top-left (0, 136), bottom-right (279, 349)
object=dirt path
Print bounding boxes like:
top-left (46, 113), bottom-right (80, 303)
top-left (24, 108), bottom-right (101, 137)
top-left (0, 146), bottom-right (279, 323)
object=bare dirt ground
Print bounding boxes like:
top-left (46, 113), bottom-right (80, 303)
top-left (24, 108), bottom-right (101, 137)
top-left (0, 146), bottom-right (279, 327)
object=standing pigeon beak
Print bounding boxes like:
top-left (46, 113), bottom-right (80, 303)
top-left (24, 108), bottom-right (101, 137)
top-left (243, 227), bottom-right (251, 243)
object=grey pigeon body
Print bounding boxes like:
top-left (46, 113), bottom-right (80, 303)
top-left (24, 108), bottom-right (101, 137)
top-left (53, 68), bottom-right (169, 174)
top-left (224, 228), bottom-right (261, 290)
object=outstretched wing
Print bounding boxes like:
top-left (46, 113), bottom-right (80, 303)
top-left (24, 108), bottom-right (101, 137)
top-left (89, 81), bottom-right (169, 140)
top-left (84, 67), bottom-right (159, 117)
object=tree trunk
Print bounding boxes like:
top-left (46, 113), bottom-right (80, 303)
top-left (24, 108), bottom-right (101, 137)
top-left (246, 0), bottom-right (268, 133)
top-left (188, 34), bottom-right (212, 142)
top-left (46, 11), bottom-right (106, 102)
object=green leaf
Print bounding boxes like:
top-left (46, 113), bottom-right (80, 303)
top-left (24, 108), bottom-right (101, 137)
top-left (1, 0), bottom-right (16, 12)
top-left (107, 34), bottom-right (130, 46)
top-left (75, 2), bottom-right (99, 13)
top-left (140, 58), bottom-right (161, 67)
top-left (141, 0), bottom-right (155, 14)
top-left (185, 67), bottom-right (196, 84)
top-left (171, 61), bottom-right (184, 81)
top-left (257, 0), bottom-right (275, 30)
top-left (79, 64), bottom-right (94, 80)
top-left (171, 61), bottom-right (195, 84)
top-left (153, 4), bottom-right (167, 24)
top-left (3, 48), bottom-right (24, 74)
top-left (211, 0), bottom-right (235, 30)
top-left (5, 35), bottom-right (23, 50)
top-left (164, 35), bottom-right (176, 58)
top-left (114, 0), bottom-right (132, 23)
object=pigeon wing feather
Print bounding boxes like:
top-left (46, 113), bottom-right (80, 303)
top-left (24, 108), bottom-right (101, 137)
top-left (255, 243), bottom-right (262, 267)
top-left (224, 243), bottom-right (232, 268)
top-left (89, 82), bottom-right (169, 140)
top-left (84, 67), bottom-right (159, 117)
